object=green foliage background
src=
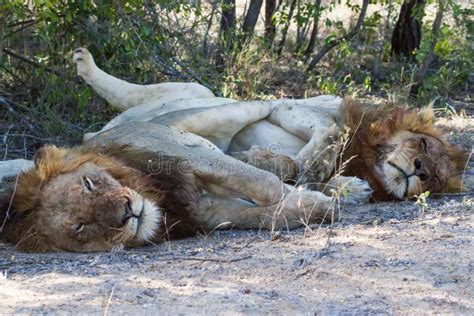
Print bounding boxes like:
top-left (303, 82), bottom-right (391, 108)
top-left (0, 0), bottom-right (472, 158)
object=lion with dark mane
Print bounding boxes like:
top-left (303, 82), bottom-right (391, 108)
top-left (340, 99), bottom-right (467, 200)
top-left (0, 48), bottom-right (468, 252)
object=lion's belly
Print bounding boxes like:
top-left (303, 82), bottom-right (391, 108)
top-left (228, 120), bottom-right (306, 156)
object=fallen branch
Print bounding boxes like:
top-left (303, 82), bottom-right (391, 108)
top-left (171, 56), bottom-right (216, 92)
top-left (0, 254), bottom-right (253, 270)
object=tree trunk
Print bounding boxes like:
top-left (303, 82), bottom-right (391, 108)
top-left (295, 0), bottom-right (302, 51)
top-left (220, 0), bottom-right (236, 46)
top-left (264, 0), bottom-right (277, 44)
top-left (391, 0), bottom-right (425, 60)
top-left (216, 0), bottom-right (236, 68)
top-left (306, 0), bottom-right (368, 71)
top-left (276, 0), bottom-right (297, 56)
top-left (202, 5), bottom-right (217, 58)
top-left (0, 16), bottom-right (4, 65)
top-left (303, 0), bottom-right (322, 61)
top-left (410, 0), bottom-right (445, 96)
top-left (295, 0), bottom-right (312, 54)
top-left (241, 0), bottom-right (264, 44)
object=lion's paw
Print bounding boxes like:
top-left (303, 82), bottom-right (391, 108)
top-left (342, 177), bottom-right (373, 204)
top-left (73, 47), bottom-right (95, 79)
top-left (281, 189), bottom-right (337, 222)
top-left (296, 124), bottom-right (344, 185)
top-left (328, 176), bottom-right (373, 204)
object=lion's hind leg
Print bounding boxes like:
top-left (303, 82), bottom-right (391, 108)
top-left (152, 101), bottom-right (272, 151)
top-left (73, 47), bottom-right (214, 111)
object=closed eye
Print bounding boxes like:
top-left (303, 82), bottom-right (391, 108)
top-left (83, 176), bottom-right (94, 192)
top-left (75, 223), bottom-right (85, 234)
top-left (421, 138), bottom-right (428, 153)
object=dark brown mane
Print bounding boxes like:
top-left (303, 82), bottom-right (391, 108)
top-left (340, 98), bottom-right (468, 200)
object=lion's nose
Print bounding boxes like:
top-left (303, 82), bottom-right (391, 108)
top-left (414, 158), bottom-right (429, 181)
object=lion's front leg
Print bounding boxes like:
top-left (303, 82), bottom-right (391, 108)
top-left (319, 176), bottom-right (373, 204)
top-left (194, 158), bottom-right (289, 206)
top-left (193, 153), bottom-right (337, 231)
top-left (196, 190), bottom-right (336, 232)
top-left (229, 146), bottom-right (298, 182)
top-left (295, 123), bottom-right (345, 188)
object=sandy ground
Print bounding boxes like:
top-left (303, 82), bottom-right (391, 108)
top-left (0, 116), bottom-right (472, 315)
top-left (0, 198), bottom-right (472, 314)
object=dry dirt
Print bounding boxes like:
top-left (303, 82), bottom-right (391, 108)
top-left (0, 116), bottom-right (473, 315)
top-left (1, 198), bottom-right (473, 314)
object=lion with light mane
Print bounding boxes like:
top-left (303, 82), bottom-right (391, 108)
top-left (0, 48), bottom-right (468, 252)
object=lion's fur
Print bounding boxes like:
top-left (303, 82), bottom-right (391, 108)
top-left (341, 99), bottom-right (468, 200)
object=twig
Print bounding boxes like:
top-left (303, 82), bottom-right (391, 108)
top-left (7, 19), bottom-right (36, 28)
top-left (5, 134), bottom-right (53, 142)
top-left (0, 97), bottom-right (36, 132)
top-left (103, 286), bottom-right (115, 316)
top-left (171, 255), bottom-right (252, 263)
top-left (3, 48), bottom-right (65, 77)
top-left (0, 174), bottom-right (20, 233)
top-left (430, 192), bottom-right (473, 197)
top-left (202, 5), bottom-right (216, 57)
top-left (2, 48), bottom-right (82, 83)
top-left (5, 19), bottom-right (42, 38)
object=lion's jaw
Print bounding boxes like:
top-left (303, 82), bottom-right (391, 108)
top-left (127, 196), bottom-right (161, 243)
top-left (378, 131), bottom-right (450, 199)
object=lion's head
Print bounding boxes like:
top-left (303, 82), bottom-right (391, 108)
top-left (0, 145), bottom-right (162, 252)
top-left (343, 99), bottom-right (469, 200)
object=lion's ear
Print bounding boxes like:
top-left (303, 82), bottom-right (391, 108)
top-left (417, 106), bottom-right (436, 126)
top-left (34, 144), bottom-right (61, 167)
top-left (33, 145), bottom-right (68, 179)
top-left (341, 97), bottom-right (365, 130)
top-left (444, 176), bottom-right (466, 193)
top-left (445, 143), bottom-right (470, 172)
top-left (442, 143), bottom-right (470, 193)
top-left (394, 105), bottom-right (438, 135)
